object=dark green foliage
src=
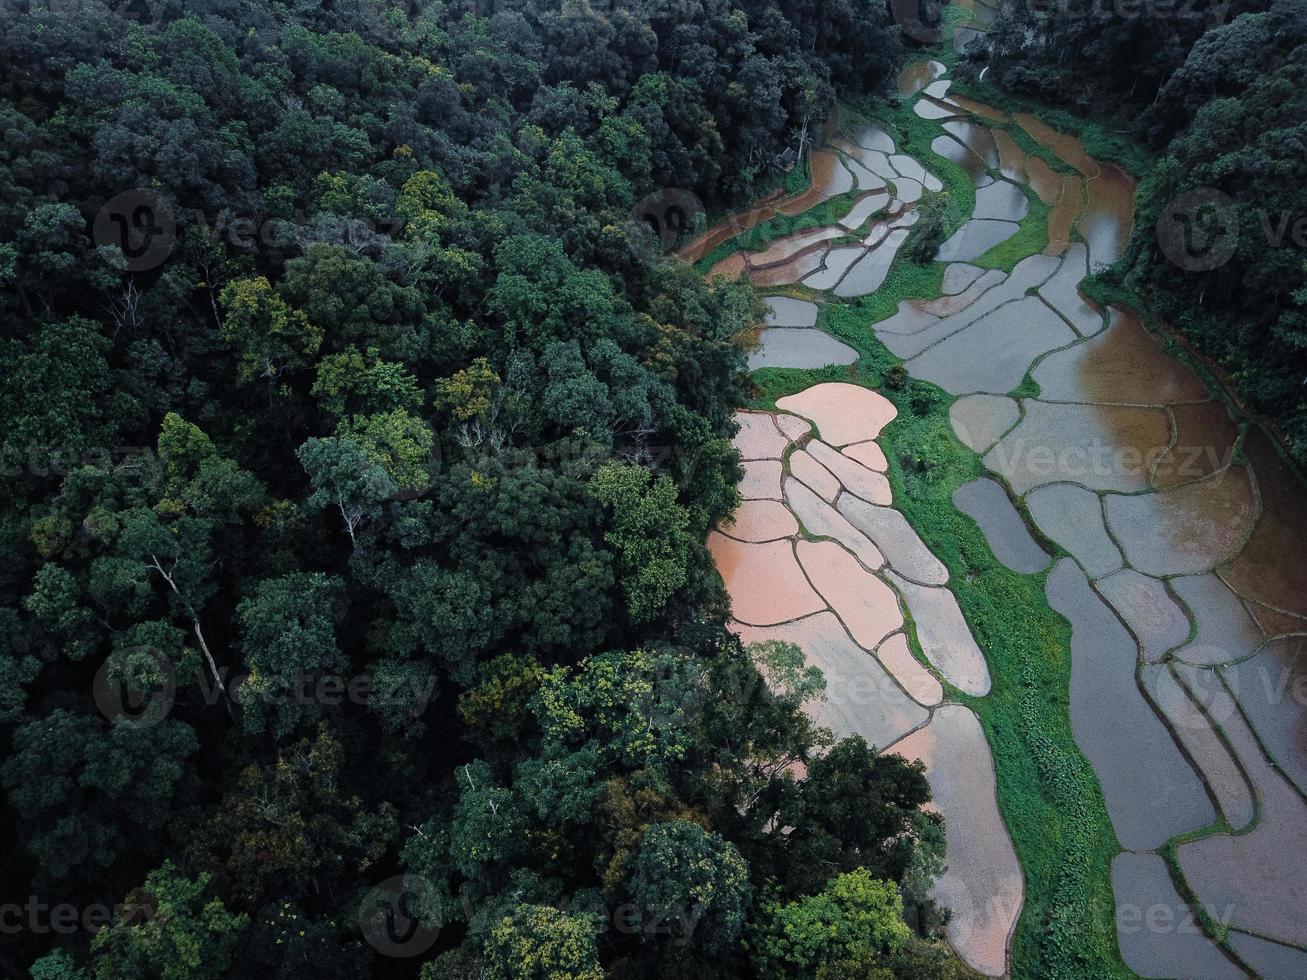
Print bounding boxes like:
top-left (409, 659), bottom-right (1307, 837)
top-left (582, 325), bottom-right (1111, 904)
top-left (0, 2), bottom-right (936, 977)
top-left (982, 0), bottom-right (1270, 128)
top-left (968, 0), bottom-right (1307, 466)
top-left (1124, 1), bottom-right (1307, 466)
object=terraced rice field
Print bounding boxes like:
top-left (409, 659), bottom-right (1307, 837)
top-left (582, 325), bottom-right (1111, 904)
top-left (699, 50), bottom-right (1307, 980)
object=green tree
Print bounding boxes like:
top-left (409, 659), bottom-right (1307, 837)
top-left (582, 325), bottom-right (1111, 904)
top-left (297, 435), bottom-right (397, 548)
top-left (588, 462), bottom-right (693, 623)
top-left (337, 408), bottom-right (435, 494)
top-left (311, 346), bottom-right (423, 422)
top-left (89, 862), bottom-right (248, 980)
top-left (235, 572), bottom-right (346, 736)
top-left (623, 820), bottom-right (752, 954)
top-left (750, 869), bottom-right (911, 979)
top-left (483, 905), bottom-right (604, 980)
top-left (218, 276), bottom-right (322, 382)
top-left (1, 710), bottom-right (197, 887)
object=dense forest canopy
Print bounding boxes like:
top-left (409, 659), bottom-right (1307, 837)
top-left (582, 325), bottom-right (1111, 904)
top-left (975, 0), bottom-right (1307, 467)
top-left (0, 1), bottom-right (977, 977)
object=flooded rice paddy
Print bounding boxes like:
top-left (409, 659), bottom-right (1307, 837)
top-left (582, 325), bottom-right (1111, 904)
top-left (700, 52), bottom-right (1307, 978)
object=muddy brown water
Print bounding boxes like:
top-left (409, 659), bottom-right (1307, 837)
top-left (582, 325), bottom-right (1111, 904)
top-left (1079, 164), bottom-right (1135, 270)
top-left (1031, 307), bottom-right (1209, 405)
top-left (1222, 427), bottom-right (1307, 618)
top-left (990, 129), bottom-right (1028, 182)
top-left (898, 59), bottom-right (945, 97)
top-left (945, 92), bottom-right (1008, 122)
top-left (1043, 175), bottom-right (1083, 256)
top-left (1023, 156), bottom-right (1062, 205)
top-left (943, 120), bottom-right (1001, 171)
top-left (1014, 112), bottom-right (1098, 177)
top-left (1154, 401), bottom-right (1239, 489)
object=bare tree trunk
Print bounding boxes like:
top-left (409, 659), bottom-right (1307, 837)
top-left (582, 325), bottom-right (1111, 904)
top-left (149, 553), bottom-right (228, 701)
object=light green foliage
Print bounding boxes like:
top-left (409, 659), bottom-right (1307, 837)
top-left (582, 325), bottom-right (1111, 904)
top-left (311, 346), bottom-right (423, 421)
top-left (751, 869), bottom-right (910, 978)
top-left (458, 652), bottom-right (546, 744)
top-left (434, 356), bottom-right (501, 422)
top-left (155, 414), bottom-right (265, 517)
top-left (88, 863), bottom-right (248, 980)
top-left (218, 276), bottom-right (322, 382)
top-left (588, 462), bottom-right (692, 623)
top-left (748, 638), bottom-right (827, 711)
top-left (483, 905), bottom-right (604, 980)
top-left (337, 408), bottom-right (435, 494)
top-left (532, 648), bottom-right (702, 772)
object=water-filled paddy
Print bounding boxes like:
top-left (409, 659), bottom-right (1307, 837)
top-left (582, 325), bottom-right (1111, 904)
top-left (747, 327), bottom-right (858, 371)
top-left (887, 704), bottom-right (1022, 976)
top-left (1047, 559), bottom-right (1216, 849)
top-left (1111, 852), bottom-right (1243, 979)
top-left (734, 612), bottom-right (928, 749)
top-left (952, 478), bottom-right (1050, 574)
top-left (704, 59), bottom-right (1307, 974)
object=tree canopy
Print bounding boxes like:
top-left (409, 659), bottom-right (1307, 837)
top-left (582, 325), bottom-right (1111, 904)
top-left (0, 1), bottom-right (948, 977)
